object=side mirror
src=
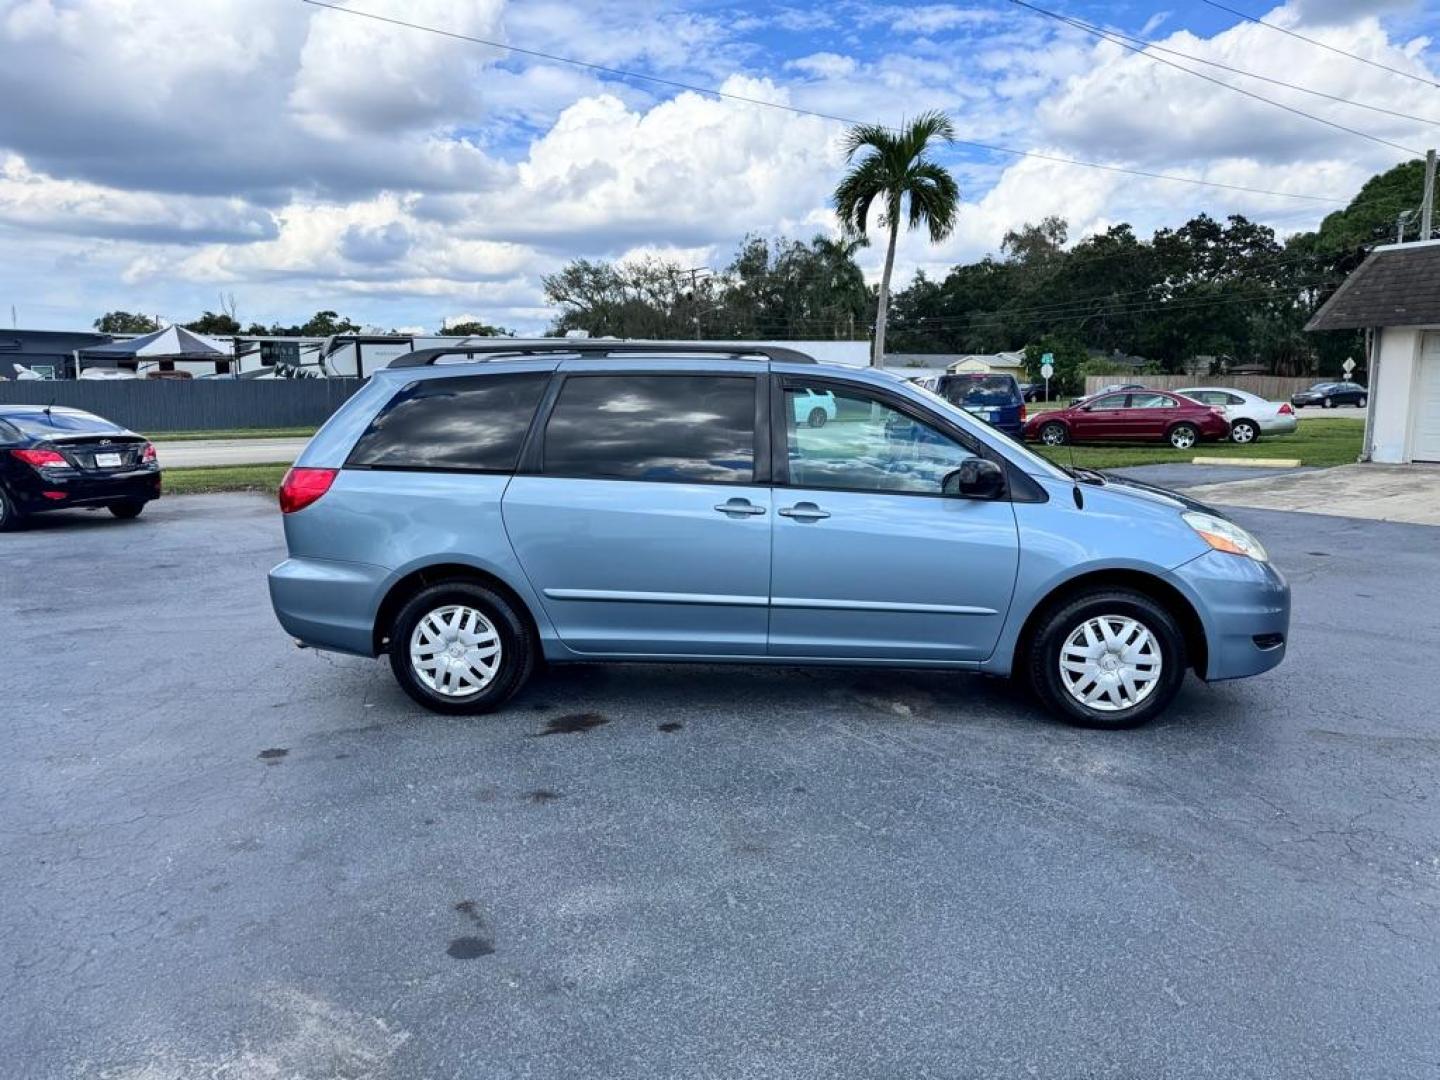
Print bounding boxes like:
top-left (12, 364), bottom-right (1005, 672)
top-left (943, 458), bottom-right (1005, 500)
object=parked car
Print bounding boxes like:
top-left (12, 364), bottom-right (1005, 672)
top-left (0, 405), bottom-right (160, 530)
top-left (792, 387), bottom-right (837, 427)
top-left (1017, 382), bottom-right (1041, 403)
top-left (1174, 387), bottom-right (1298, 444)
top-left (928, 373), bottom-right (1027, 437)
top-left (1290, 381), bottom-right (1367, 409)
top-left (268, 342), bottom-right (1288, 729)
top-left (1024, 390), bottom-right (1231, 450)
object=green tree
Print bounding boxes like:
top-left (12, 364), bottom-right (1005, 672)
top-left (93, 311), bottom-right (159, 334)
top-left (443, 320), bottom-right (511, 337)
top-left (184, 311), bottom-right (241, 335)
top-left (833, 111), bottom-right (960, 366)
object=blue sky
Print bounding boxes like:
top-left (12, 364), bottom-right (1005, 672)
top-left (1, 0), bottom-right (1436, 336)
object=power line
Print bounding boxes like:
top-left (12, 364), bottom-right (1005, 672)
top-left (1202, 0), bottom-right (1440, 91)
top-left (1013, 0), bottom-right (1420, 157)
top-left (301, 0), bottom-right (1346, 205)
top-left (1016, 6), bottom-right (1440, 127)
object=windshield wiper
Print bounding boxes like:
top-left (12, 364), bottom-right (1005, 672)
top-left (1060, 464), bottom-right (1107, 485)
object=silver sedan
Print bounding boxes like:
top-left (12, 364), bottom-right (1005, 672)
top-left (1176, 387), bottom-right (1299, 444)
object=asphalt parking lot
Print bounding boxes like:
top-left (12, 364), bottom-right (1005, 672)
top-left (4, 494), bottom-right (1439, 1079)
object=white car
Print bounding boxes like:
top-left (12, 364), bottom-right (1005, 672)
top-left (1176, 387), bottom-right (1298, 444)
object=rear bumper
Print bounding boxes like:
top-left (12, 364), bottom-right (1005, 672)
top-left (1259, 416), bottom-right (1299, 435)
top-left (9, 468), bottom-right (161, 512)
top-left (1169, 550), bottom-right (1290, 681)
top-left (268, 556), bottom-right (391, 656)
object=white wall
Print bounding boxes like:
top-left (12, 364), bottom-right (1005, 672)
top-left (1371, 327), bottom-right (1424, 463)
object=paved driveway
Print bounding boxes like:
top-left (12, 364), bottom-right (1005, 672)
top-left (3, 496), bottom-right (1438, 1079)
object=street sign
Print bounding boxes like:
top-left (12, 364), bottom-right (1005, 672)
top-left (1342, 357), bottom-right (1356, 378)
top-left (1040, 361), bottom-right (1054, 379)
top-left (1040, 353), bottom-right (1054, 400)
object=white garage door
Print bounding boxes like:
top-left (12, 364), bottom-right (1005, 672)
top-left (1415, 336), bottom-right (1440, 462)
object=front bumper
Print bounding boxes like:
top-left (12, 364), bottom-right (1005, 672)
top-left (10, 467), bottom-right (161, 512)
top-left (268, 555), bottom-right (392, 656)
top-left (1169, 550), bottom-right (1290, 681)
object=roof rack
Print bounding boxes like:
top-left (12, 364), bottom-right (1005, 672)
top-left (388, 340), bottom-right (818, 369)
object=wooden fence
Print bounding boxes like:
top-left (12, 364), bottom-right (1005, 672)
top-left (1082, 375), bottom-right (1327, 400)
top-left (0, 379), bottom-right (362, 432)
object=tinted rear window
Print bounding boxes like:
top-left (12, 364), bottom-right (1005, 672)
top-left (543, 374), bottom-right (755, 484)
top-left (941, 375), bottom-right (1020, 405)
top-left (348, 372), bottom-right (548, 471)
top-left (3, 409), bottom-right (123, 436)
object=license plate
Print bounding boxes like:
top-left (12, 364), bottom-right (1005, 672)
top-left (95, 452), bottom-right (123, 468)
top-left (964, 406), bottom-right (998, 421)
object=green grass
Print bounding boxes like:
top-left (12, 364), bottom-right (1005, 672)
top-left (147, 427), bottom-right (317, 442)
top-left (164, 463), bottom-right (290, 495)
top-left (1033, 417), bottom-right (1363, 469)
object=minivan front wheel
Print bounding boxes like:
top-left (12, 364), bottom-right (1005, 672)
top-left (1027, 589), bottom-right (1187, 728)
top-left (388, 581), bottom-right (534, 714)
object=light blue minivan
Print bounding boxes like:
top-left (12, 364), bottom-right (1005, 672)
top-left (269, 343), bottom-right (1288, 728)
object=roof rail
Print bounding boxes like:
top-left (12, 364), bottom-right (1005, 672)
top-left (387, 340), bottom-right (819, 369)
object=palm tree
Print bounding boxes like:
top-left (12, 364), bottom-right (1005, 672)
top-left (833, 111), bottom-right (960, 367)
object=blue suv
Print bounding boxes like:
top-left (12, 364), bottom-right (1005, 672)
top-left (269, 343), bottom-right (1289, 729)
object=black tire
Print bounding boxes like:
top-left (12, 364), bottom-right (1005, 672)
top-left (1322, 397), bottom-right (1334, 409)
top-left (1356, 396), bottom-right (1367, 408)
top-left (1230, 419), bottom-right (1260, 445)
top-left (1167, 423), bottom-right (1199, 450)
top-left (108, 500), bottom-right (146, 520)
top-left (0, 486), bottom-right (23, 532)
top-left (1026, 589), bottom-right (1187, 729)
top-left (1038, 421), bottom-right (1069, 446)
top-left (388, 580), bottom-right (535, 715)
top-left (808, 407), bottom-right (828, 429)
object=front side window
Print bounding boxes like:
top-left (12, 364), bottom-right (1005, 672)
top-left (1088, 394), bottom-right (1128, 409)
top-left (784, 385), bottom-right (977, 495)
top-left (543, 374), bottom-right (755, 484)
top-left (348, 371), bottom-right (549, 471)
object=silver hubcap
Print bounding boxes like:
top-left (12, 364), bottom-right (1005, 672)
top-left (1059, 615), bottom-right (1163, 713)
top-left (1171, 427), bottom-right (1195, 449)
top-left (410, 604), bottom-right (501, 698)
top-left (1232, 424), bottom-right (1255, 443)
top-left (1042, 425), bottom-right (1065, 445)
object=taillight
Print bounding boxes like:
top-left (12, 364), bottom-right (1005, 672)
top-left (1019, 404), bottom-right (1027, 422)
top-left (142, 442), bottom-right (157, 463)
top-left (278, 467), bottom-right (337, 514)
top-left (11, 448), bottom-right (67, 467)
top-left (1279, 403), bottom-right (1294, 415)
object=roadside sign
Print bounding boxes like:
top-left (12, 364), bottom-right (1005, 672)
top-left (1040, 360), bottom-right (1054, 379)
top-left (1040, 354), bottom-right (1054, 400)
top-left (1342, 357), bottom-right (1356, 381)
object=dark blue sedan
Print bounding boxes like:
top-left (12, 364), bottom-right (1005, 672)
top-left (0, 405), bottom-right (161, 530)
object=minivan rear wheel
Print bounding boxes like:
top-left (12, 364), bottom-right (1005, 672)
top-left (1027, 589), bottom-right (1187, 729)
top-left (388, 581), bottom-right (534, 714)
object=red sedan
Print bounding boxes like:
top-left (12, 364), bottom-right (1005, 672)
top-left (1023, 390), bottom-right (1231, 450)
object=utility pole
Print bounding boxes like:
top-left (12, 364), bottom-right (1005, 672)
top-left (1423, 149), bottom-right (1437, 242)
top-left (680, 266), bottom-right (709, 341)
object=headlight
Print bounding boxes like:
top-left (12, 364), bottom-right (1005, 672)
top-left (1182, 511), bottom-right (1269, 562)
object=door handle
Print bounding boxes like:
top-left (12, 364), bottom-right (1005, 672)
top-left (713, 498), bottom-right (766, 517)
top-left (778, 502), bottom-right (830, 521)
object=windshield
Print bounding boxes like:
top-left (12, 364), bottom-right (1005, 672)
top-left (903, 379), bottom-right (1068, 479)
top-left (3, 409), bottom-right (125, 437)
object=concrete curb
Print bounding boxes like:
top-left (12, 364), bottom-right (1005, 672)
top-left (1191, 456), bottom-right (1302, 468)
